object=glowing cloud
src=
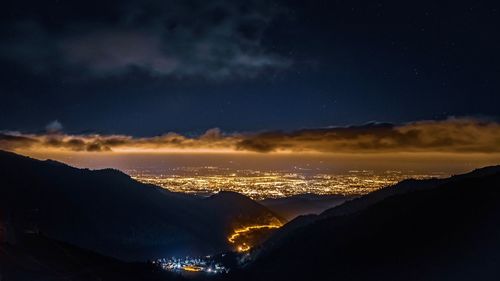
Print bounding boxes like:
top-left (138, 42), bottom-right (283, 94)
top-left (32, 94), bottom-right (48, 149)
top-left (1, 118), bottom-right (500, 154)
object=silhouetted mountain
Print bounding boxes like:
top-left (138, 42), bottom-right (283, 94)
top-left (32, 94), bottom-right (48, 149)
top-left (206, 191), bottom-right (285, 224)
top-left (232, 166), bottom-right (500, 281)
top-left (260, 194), bottom-right (351, 220)
top-left (0, 150), bottom-right (282, 261)
top-left (260, 166), bottom-right (500, 254)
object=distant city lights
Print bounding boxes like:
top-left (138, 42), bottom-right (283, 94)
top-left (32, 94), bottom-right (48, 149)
top-left (131, 168), bottom-right (445, 200)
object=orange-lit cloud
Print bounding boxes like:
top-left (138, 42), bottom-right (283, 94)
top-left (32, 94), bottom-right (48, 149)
top-left (1, 118), bottom-right (500, 154)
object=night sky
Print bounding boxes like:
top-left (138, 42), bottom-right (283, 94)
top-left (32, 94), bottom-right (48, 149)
top-left (1, 0), bottom-right (499, 136)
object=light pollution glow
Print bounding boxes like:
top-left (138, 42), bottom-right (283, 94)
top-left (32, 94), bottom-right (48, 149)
top-left (7, 150), bottom-right (497, 203)
top-left (1, 118), bottom-right (499, 203)
top-left (2, 118), bottom-right (500, 154)
top-left (131, 168), bottom-right (446, 199)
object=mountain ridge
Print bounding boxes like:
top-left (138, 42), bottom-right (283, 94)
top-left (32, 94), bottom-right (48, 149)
top-left (0, 150), bottom-right (281, 261)
top-left (235, 165), bottom-right (500, 281)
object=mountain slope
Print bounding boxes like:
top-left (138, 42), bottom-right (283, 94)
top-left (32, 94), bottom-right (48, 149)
top-left (0, 150), bottom-right (282, 261)
top-left (235, 166), bottom-right (500, 281)
top-left (259, 194), bottom-right (350, 220)
top-left (0, 234), bottom-right (182, 281)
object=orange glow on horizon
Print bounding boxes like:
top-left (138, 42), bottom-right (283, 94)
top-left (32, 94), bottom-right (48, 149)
top-left (2, 118), bottom-right (500, 156)
top-left (12, 146), bottom-right (500, 158)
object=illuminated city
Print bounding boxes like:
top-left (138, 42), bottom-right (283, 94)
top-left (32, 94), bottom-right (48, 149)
top-left (130, 167), bottom-right (446, 200)
top-left (153, 255), bottom-right (229, 275)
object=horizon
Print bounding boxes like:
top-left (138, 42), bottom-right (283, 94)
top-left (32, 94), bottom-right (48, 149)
top-left (6, 148), bottom-right (500, 200)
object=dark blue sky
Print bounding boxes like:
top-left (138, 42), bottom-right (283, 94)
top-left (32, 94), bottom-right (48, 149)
top-left (1, 0), bottom-right (499, 136)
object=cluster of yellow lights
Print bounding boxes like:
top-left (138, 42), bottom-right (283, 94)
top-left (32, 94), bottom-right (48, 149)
top-left (237, 244), bottom-right (250, 252)
top-left (227, 223), bottom-right (283, 252)
top-left (182, 265), bottom-right (203, 272)
top-left (132, 169), bottom-right (444, 200)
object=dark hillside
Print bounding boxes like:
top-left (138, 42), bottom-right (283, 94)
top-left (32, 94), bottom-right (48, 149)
top-left (0, 150), bottom-right (281, 261)
top-left (234, 166), bottom-right (500, 281)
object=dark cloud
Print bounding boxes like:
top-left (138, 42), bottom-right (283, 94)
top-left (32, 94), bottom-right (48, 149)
top-left (235, 119), bottom-right (500, 153)
top-left (0, 0), bottom-right (290, 79)
top-left (1, 118), bottom-right (500, 154)
top-left (0, 133), bottom-right (38, 150)
top-left (86, 142), bottom-right (112, 152)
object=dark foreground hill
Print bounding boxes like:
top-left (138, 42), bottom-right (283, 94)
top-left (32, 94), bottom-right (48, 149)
top-left (0, 150), bottom-right (282, 261)
top-left (229, 166), bottom-right (500, 281)
top-left (0, 234), bottom-right (184, 281)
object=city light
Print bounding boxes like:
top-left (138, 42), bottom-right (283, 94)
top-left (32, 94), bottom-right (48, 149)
top-left (182, 265), bottom-right (203, 272)
top-left (131, 168), bottom-right (444, 200)
top-left (153, 256), bottom-right (229, 274)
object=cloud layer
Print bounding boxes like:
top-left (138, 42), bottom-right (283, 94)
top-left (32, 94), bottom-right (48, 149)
top-left (1, 118), bottom-right (500, 154)
top-left (0, 0), bottom-right (289, 79)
